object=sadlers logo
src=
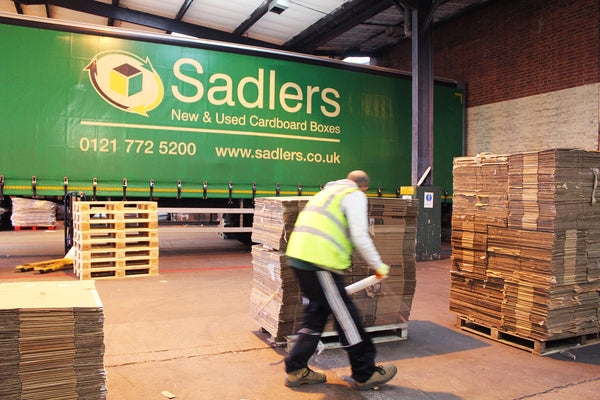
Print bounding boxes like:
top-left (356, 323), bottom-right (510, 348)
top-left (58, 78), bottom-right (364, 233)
top-left (85, 50), bottom-right (163, 116)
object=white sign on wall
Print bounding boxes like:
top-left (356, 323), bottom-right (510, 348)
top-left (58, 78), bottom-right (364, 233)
top-left (424, 192), bottom-right (434, 208)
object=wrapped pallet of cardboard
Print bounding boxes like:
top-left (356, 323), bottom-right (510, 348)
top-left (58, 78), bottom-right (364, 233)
top-left (10, 197), bottom-right (56, 228)
top-left (250, 196), bottom-right (418, 343)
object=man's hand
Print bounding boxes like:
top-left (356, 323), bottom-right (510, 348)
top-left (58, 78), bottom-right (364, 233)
top-left (375, 263), bottom-right (390, 278)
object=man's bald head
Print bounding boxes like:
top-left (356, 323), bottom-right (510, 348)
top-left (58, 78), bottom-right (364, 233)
top-left (347, 170), bottom-right (370, 190)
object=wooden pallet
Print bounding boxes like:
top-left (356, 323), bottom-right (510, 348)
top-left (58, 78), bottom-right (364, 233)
top-left (73, 201), bottom-right (157, 212)
top-left (75, 265), bottom-right (158, 280)
top-left (76, 238), bottom-right (159, 251)
top-left (456, 316), bottom-right (600, 355)
top-left (74, 227), bottom-right (158, 242)
top-left (73, 220), bottom-right (158, 231)
top-left (74, 256), bottom-right (158, 280)
top-left (75, 248), bottom-right (159, 261)
top-left (279, 323), bottom-right (408, 353)
top-left (73, 213), bottom-right (157, 223)
top-left (75, 255), bottom-right (157, 267)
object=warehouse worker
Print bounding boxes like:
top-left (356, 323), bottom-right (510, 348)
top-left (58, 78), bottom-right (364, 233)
top-left (284, 170), bottom-right (397, 391)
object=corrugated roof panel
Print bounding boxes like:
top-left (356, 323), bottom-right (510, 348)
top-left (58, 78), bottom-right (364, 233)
top-left (0, 0), bottom-right (493, 57)
top-left (300, 0), bottom-right (345, 11)
top-left (248, 10), bottom-right (319, 44)
top-left (365, 6), bottom-right (403, 26)
top-left (182, 0), bottom-right (263, 32)
top-left (321, 5), bottom-right (404, 54)
top-left (20, 4), bottom-right (46, 18)
top-left (0, 1), bottom-right (17, 13)
top-left (120, 0), bottom-right (180, 19)
top-left (324, 24), bottom-right (380, 48)
top-left (248, 0), bottom-right (345, 44)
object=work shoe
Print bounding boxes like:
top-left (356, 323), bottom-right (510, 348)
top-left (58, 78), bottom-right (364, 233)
top-left (355, 364), bottom-right (397, 391)
top-left (285, 367), bottom-right (327, 387)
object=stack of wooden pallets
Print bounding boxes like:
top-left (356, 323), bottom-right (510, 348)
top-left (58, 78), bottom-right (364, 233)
top-left (451, 149), bottom-right (600, 352)
top-left (250, 196), bottom-right (418, 346)
top-left (0, 281), bottom-right (106, 400)
top-left (72, 201), bottom-right (159, 280)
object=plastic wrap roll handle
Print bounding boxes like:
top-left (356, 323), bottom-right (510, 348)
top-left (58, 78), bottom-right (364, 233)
top-left (345, 275), bottom-right (386, 295)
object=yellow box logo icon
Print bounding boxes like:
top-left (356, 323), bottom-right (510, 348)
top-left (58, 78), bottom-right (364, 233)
top-left (110, 63), bottom-right (143, 97)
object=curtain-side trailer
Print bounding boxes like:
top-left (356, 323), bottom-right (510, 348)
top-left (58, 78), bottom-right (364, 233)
top-left (0, 12), bottom-right (463, 237)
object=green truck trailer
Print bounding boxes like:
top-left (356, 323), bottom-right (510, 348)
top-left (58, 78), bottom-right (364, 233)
top-left (0, 12), bottom-right (463, 232)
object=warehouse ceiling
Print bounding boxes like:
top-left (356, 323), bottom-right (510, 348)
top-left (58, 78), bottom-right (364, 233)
top-left (0, 0), bottom-right (492, 58)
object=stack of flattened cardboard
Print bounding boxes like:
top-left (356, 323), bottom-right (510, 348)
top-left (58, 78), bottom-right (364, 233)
top-left (249, 197), bottom-right (308, 340)
top-left (450, 149), bottom-right (600, 342)
top-left (452, 154), bottom-right (509, 282)
top-left (0, 281), bottom-right (106, 400)
top-left (251, 197), bottom-right (308, 251)
top-left (249, 244), bottom-right (303, 338)
top-left (250, 196), bottom-right (418, 341)
top-left (349, 198), bottom-right (418, 328)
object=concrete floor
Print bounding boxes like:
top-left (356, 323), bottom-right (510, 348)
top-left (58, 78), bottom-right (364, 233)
top-left (1, 228), bottom-right (599, 400)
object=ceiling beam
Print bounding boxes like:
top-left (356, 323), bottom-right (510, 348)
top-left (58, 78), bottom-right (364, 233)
top-left (16, 0), bottom-right (281, 49)
top-left (13, 1), bottom-right (24, 14)
top-left (107, 0), bottom-right (119, 26)
top-left (174, 0), bottom-right (194, 21)
top-left (423, 0), bottom-right (445, 31)
top-left (284, 0), bottom-right (394, 54)
top-left (232, 0), bottom-right (270, 36)
top-left (392, 0), bottom-right (416, 10)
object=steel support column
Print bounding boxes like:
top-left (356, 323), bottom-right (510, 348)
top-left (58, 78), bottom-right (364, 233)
top-left (411, 0), bottom-right (434, 186)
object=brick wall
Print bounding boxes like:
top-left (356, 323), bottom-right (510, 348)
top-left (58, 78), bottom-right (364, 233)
top-left (376, 0), bottom-right (600, 154)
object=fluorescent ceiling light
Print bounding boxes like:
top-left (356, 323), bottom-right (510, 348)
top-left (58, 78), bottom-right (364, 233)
top-left (269, 0), bottom-right (290, 14)
top-left (343, 57), bottom-right (370, 65)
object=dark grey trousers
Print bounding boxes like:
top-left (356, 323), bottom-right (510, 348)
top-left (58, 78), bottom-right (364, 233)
top-left (284, 265), bottom-right (377, 383)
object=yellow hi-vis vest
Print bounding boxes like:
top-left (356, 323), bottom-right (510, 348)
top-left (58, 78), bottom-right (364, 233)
top-left (286, 182), bottom-right (359, 270)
